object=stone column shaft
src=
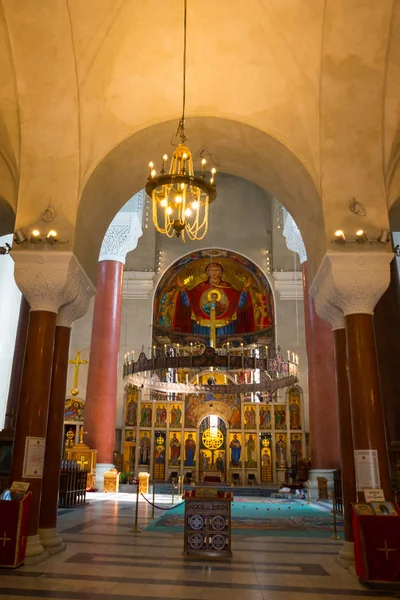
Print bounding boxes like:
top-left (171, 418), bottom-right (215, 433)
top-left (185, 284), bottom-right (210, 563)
top-left (10, 251), bottom-right (90, 563)
top-left (311, 252), bottom-right (393, 503)
top-left (302, 263), bottom-right (340, 472)
top-left (345, 314), bottom-right (392, 500)
top-left (38, 280), bottom-right (93, 552)
top-left (333, 328), bottom-right (356, 542)
top-left (84, 260), bottom-right (123, 478)
top-left (4, 296), bottom-right (30, 430)
top-left (38, 325), bottom-right (70, 552)
top-left (10, 311), bottom-right (57, 549)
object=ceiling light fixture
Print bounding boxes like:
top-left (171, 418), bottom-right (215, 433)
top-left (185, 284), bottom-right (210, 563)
top-left (145, 0), bottom-right (216, 241)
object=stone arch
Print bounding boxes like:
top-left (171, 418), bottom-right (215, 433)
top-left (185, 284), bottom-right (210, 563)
top-left (75, 117), bottom-right (324, 283)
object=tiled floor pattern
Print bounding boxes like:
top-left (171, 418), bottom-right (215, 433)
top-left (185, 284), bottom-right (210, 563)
top-left (0, 492), bottom-right (397, 600)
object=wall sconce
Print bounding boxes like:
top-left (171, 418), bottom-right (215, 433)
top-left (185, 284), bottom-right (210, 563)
top-left (356, 229), bottom-right (368, 243)
top-left (332, 229), bottom-right (391, 246)
top-left (334, 230), bottom-right (346, 244)
top-left (14, 228), bottom-right (66, 246)
top-left (378, 230), bottom-right (390, 244)
top-left (14, 230), bottom-right (27, 244)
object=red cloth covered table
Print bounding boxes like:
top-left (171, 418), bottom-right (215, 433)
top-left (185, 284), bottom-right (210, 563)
top-left (353, 507), bottom-right (400, 582)
top-left (0, 492), bottom-right (31, 568)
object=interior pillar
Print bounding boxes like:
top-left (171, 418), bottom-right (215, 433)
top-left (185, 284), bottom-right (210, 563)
top-left (302, 262), bottom-right (340, 485)
top-left (38, 325), bottom-right (70, 554)
top-left (374, 257), bottom-right (400, 449)
top-left (345, 313), bottom-right (392, 501)
top-left (10, 250), bottom-right (93, 564)
top-left (84, 260), bottom-right (123, 489)
top-left (333, 327), bottom-right (356, 541)
top-left (10, 310), bottom-right (56, 562)
top-left (3, 296), bottom-right (30, 431)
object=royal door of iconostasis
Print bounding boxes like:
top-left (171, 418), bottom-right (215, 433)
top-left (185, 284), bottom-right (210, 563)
top-left (198, 415), bottom-right (227, 482)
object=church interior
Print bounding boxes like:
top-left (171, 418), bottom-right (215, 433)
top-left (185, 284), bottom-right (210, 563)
top-left (1, 1), bottom-right (400, 598)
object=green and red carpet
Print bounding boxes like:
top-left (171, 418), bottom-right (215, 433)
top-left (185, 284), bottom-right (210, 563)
top-left (145, 498), bottom-right (344, 538)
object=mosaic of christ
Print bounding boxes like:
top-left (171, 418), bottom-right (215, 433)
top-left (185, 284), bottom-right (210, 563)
top-left (155, 251), bottom-right (274, 338)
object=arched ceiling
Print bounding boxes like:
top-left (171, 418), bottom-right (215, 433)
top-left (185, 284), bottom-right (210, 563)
top-left (0, 0), bottom-right (399, 283)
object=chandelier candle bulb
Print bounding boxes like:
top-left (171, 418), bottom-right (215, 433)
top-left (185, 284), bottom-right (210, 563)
top-left (201, 158), bottom-right (206, 177)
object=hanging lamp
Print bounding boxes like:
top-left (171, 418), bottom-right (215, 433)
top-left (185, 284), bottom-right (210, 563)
top-left (145, 0), bottom-right (217, 241)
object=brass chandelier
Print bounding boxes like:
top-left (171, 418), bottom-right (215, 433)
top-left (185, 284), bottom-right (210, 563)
top-left (145, 0), bottom-right (217, 241)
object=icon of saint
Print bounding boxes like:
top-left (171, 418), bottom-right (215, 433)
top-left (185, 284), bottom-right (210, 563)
top-left (230, 434), bottom-right (241, 466)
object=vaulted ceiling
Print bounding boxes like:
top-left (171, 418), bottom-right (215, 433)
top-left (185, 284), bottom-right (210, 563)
top-left (1, 0), bottom-right (400, 281)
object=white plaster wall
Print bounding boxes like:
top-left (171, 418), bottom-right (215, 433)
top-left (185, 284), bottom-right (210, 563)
top-left (0, 234), bottom-right (21, 428)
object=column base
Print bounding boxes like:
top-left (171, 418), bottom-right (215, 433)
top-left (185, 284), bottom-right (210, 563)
top-left (335, 541), bottom-right (354, 570)
top-left (95, 463), bottom-right (115, 492)
top-left (24, 534), bottom-right (49, 565)
top-left (39, 528), bottom-right (67, 555)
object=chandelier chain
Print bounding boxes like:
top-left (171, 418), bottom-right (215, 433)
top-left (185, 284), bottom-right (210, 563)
top-left (176, 0), bottom-right (187, 144)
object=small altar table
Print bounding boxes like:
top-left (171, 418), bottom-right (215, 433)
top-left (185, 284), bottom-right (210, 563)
top-left (183, 492), bottom-right (232, 558)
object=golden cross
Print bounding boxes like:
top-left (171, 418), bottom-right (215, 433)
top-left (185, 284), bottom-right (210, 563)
top-left (210, 305), bottom-right (216, 349)
top-left (0, 531), bottom-right (11, 547)
top-left (79, 429), bottom-right (87, 445)
top-left (157, 435), bottom-right (164, 445)
top-left (68, 350), bottom-right (88, 394)
top-left (377, 539), bottom-right (396, 560)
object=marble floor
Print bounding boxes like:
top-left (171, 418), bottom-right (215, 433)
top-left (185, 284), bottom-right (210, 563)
top-left (0, 492), bottom-right (397, 600)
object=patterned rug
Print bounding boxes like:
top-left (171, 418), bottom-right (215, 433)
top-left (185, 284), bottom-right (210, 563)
top-left (145, 499), bottom-right (344, 538)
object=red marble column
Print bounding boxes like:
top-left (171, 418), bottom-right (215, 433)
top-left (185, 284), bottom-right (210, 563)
top-left (84, 260), bottom-right (123, 481)
top-left (333, 328), bottom-right (356, 543)
top-left (345, 314), bottom-right (392, 501)
top-left (4, 296), bottom-right (30, 430)
top-left (10, 310), bottom-right (56, 557)
top-left (374, 258), bottom-right (400, 446)
top-left (302, 263), bottom-right (340, 470)
top-left (39, 325), bottom-right (71, 550)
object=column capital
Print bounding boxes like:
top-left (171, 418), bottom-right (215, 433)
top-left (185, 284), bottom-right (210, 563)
top-left (99, 209), bottom-right (142, 264)
top-left (12, 251), bottom-right (89, 313)
top-left (310, 252), bottom-right (392, 316)
top-left (314, 294), bottom-right (345, 331)
top-left (57, 276), bottom-right (95, 328)
top-left (283, 212), bottom-right (307, 264)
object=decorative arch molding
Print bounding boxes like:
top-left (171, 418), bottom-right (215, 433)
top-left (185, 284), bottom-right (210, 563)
top-left (75, 117), bottom-right (324, 284)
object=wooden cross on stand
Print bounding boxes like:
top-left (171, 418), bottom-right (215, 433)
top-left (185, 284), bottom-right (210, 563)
top-left (68, 350), bottom-right (88, 396)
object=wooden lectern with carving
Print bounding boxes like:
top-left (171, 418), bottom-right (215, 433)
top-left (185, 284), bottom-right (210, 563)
top-left (67, 430), bottom-right (97, 490)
